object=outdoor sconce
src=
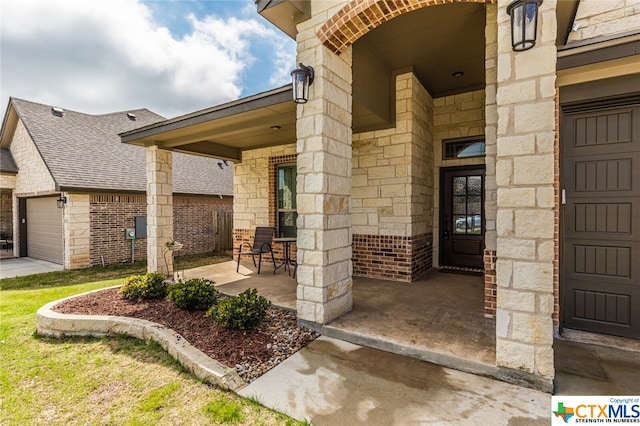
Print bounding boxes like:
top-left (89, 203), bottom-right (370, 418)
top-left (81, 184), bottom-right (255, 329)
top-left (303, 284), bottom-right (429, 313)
top-left (56, 195), bottom-right (67, 209)
top-left (291, 63), bottom-right (314, 104)
top-left (507, 0), bottom-right (543, 51)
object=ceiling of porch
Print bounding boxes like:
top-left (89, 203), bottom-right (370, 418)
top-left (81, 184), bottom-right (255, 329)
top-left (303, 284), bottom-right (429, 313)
top-left (123, 2), bottom-right (578, 162)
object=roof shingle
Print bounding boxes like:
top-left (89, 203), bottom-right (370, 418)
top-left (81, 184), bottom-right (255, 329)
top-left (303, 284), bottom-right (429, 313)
top-left (9, 98), bottom-right (232, 196)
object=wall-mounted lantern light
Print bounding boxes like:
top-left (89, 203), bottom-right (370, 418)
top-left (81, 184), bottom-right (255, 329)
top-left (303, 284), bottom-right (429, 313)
top-left (507, 0), bottom-right (543, 51)
top-left (291, 63), bottom-right (314, 104)
top-left (57, 195), bottom-right (67, 209)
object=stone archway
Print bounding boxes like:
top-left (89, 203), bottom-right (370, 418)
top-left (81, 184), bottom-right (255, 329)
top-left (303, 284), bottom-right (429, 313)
top-left (318, 0), bottom-right (495, 55)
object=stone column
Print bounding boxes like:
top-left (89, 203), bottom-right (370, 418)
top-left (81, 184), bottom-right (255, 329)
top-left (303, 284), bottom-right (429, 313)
top-left (63, 193), bottom-right (90, 269)
top-left (146, 146), bottom-right (173, 276)
top-left (484, 4), bottom-right (499, 318)
top-left (295, 8), bottom-right (353, 324)
top-left (495, 0), bottom-right (557, 386)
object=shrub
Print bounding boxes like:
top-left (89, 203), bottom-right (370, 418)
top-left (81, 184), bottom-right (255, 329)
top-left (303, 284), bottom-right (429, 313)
top-left (207, 288), bottom-right (271, 330)
top-left (166, 278), bottom-right (219, 310)
top-left (119, 273), bottom-right (168, 300)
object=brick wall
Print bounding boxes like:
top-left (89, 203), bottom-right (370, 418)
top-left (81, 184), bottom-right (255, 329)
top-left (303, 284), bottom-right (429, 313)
top-left (89, 193), bottom-right (232, 267)
top-left (174, 195), bottom-right (232, 256)
top-left (352, 233), bottom-right (432, 282)
top-left (0, 190), bottom-right (12, 237)
top-left (484, 248), bottom-right (497, 317)
top-left (90, 193), bottom-right (147, 265)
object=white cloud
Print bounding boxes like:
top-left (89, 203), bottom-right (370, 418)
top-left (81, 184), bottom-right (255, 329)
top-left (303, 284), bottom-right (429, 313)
top-left (0, 0), bottom-right (295, 118)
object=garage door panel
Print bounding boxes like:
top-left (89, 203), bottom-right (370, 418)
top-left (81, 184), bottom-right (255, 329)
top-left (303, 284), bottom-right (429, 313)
top-left (568, 105), bottom-right (638, 154)
top-left (563, 102), bottom-right (640, 339)
top-left (26, 197), bottom-right (63, 264)
top-left (567, 201), bottom-right (637, 240)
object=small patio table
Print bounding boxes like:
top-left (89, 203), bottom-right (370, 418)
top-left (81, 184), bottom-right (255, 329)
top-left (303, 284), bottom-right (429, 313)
top-left (273, 237), bottom-right (296, 277)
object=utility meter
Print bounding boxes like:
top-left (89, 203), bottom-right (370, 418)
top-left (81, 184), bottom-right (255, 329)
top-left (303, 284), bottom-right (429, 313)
top-left (125, 228), bottom-right (136, 240)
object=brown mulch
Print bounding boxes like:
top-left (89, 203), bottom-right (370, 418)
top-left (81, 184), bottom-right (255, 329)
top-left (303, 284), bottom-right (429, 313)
top-left (53, 287), bottom-right (319, 382)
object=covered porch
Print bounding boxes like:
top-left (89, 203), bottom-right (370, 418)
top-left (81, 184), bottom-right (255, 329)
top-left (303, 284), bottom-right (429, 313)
top-left (195, 260), bottom-right (497, 379)
top-left (187, 260), bottom-right (640, 394)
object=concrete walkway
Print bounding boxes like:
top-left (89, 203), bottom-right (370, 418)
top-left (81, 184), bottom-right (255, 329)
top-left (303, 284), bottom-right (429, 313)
top-left (0, 257), bottom-right (63, 279)
top-left (240, 336), bottom-right (550, 425)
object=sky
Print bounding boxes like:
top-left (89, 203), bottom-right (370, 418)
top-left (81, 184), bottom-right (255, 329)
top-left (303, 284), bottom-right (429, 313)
top-left (0, 0), bottom-right (296, 119)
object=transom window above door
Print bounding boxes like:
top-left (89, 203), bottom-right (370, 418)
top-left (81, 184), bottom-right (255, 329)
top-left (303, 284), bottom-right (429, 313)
top-left (443, 136), bottom-right (486, 159)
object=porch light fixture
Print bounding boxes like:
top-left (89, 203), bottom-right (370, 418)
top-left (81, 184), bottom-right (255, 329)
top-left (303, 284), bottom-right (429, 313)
top-left (56, 195), bottom-right (67, 209)
top-left (507, 0), bottom-right (543, 51)
top-left (291, 63), bottom-right (314, 104)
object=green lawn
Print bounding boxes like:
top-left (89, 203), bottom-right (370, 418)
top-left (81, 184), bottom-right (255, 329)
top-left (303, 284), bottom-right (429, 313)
top-left (0, 261), bottom-right (303, 425)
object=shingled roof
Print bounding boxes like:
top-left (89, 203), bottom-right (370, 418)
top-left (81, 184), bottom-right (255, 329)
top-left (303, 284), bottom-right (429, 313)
top-left (3, 98), bottom-right (232, 196)
top-left (0, 148), bottom-right (18, 174)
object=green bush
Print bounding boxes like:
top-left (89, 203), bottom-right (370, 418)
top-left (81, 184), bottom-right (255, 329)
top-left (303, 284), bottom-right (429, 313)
top-left (119, 273), bottom-right (168, 300)
top-left (207, 288), bottom-right (271, 330)
top-left (166, 278), bottom-right (219, 310)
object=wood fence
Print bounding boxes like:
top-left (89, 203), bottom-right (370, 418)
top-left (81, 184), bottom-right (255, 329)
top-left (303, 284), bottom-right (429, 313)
top-left (213, 211), bottom-right (233, 253)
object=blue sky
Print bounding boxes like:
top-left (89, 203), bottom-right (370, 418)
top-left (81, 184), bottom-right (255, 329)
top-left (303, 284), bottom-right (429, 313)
top-left (0, 0), bottom-right (296, 118)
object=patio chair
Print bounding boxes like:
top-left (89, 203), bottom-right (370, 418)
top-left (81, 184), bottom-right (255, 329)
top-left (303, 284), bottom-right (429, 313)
top-left (236, 227), bottom-right (277, 274)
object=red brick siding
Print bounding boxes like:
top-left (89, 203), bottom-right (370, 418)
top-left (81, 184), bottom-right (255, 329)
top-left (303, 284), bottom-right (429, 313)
top-left (318, 0), bottom-right (494, 55)
top-left (89, 194), bottom-right (147, 266)
top-left (483, 248), bottom-right (497, 318)
top-left (90, 193), bottom-right (232, 267)
top-left (174, 195), bottom-right (233, 256)
top-left (352, 233), bottom-right (432, 282)
top-left (0, 190), bottom-right (12, 238)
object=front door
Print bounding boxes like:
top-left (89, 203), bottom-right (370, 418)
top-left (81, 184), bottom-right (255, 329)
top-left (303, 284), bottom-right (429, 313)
top-left (562, 100), bottom-right (640, 339)
top-left (441, 166), bottom-right (485, 269)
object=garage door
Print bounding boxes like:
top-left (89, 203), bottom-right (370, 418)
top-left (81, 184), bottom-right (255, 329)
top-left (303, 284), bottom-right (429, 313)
top-left (562, 101), bottom-right (640, 339)
top-left (26, 197), bottom-right (63, 264)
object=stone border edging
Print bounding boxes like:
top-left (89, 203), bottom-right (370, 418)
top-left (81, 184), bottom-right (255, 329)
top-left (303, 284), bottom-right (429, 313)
top-left (36, 286), bottom-right (247, 391)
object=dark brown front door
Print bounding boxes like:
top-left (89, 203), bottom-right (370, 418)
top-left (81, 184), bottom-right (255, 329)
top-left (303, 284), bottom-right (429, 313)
top-left (562, 101), bottom-right (640, 339)
top-left (441, 166), bottom-right (485, 269)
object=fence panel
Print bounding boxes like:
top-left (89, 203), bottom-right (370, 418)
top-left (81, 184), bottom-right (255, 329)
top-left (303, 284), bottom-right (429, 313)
top-left (213, 211), bottom-right (232, 253)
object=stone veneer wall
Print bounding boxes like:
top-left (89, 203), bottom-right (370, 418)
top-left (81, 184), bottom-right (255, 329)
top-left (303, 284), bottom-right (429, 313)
top-left (9, 120), bottom-right (57, 196)
top-left (65, 193), bottom-right (90, 269)
top-left (568, 0), bottom-right (640, 43)
top-left (233, 145), bottom-right (297, 262)
top-left (89, 193), bottom-right (232, 267)
top-left (494, 0), bottom-right (557, 383)
top-left (484, 4), bottom-right (499, 318)
top-left (351, 72), bottom-right (433, 281)
top-left (432, 90), bottom-right (486, 268)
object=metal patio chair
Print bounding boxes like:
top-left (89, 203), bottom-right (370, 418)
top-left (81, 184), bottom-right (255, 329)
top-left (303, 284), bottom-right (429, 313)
top-left (236, 226), bottom-right (277, 274)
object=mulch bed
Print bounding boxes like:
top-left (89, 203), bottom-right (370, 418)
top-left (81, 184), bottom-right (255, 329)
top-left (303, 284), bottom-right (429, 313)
top-left (53, 287), bottom-right (319, 382)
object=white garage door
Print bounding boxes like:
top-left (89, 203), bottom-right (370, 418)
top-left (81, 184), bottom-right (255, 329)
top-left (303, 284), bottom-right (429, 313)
top-left (26, 197), bottom-right (63, 264)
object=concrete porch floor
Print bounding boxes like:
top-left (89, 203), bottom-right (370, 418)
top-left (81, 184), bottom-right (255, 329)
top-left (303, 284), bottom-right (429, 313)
top-left (188, 261), bottom-right (496, 378)
top-left (186, 260), bottom-right (640, 395)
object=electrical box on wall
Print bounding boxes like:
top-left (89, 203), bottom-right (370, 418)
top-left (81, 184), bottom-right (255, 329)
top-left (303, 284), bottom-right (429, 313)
top-left (125, 228), bottom-right (136, 240)
top-left (135, 216), bottom-right (147, 238)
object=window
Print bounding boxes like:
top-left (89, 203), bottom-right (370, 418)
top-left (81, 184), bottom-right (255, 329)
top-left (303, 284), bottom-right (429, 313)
top-left (277, 164), bottom-right (297, 238)
top-left (452, 175), bottom-right (483, 235)
top-left (443, 137), bottom-right (486, 159)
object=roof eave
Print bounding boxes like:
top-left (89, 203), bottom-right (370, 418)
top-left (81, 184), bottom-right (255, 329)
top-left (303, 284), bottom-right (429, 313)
top-left (121, 85), bottom-right (293, 144)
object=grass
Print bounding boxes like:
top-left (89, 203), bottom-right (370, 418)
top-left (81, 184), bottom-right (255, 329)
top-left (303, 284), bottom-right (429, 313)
top-left (0, 252), bottom-right (230, 290)
top-left (0, 259), bottom-right (304, 425)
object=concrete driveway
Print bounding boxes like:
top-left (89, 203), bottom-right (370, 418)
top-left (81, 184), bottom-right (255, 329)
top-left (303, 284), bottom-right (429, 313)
top-left (0, 257), bottom-right (63, 279)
